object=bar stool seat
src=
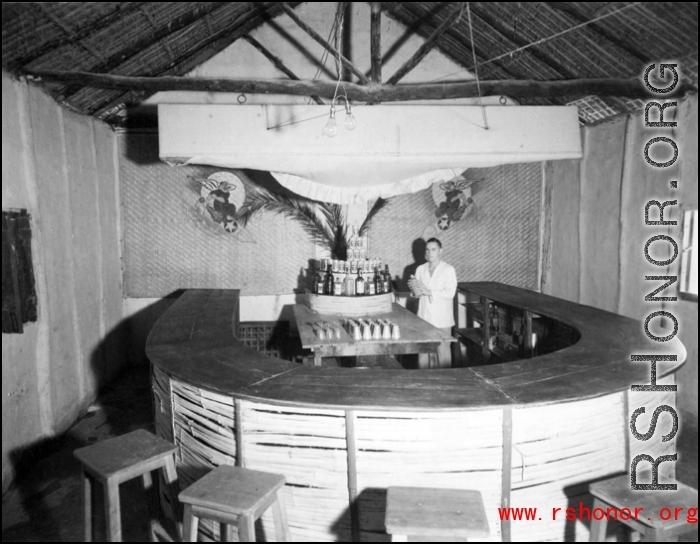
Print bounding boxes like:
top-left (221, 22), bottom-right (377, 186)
top-left (73, 429), bottom-right (179, 542)
top-left (179, 465), bottom-right (290, 542)
top-left (385, 486), bottom-right (489, 542)
top-left (589, 474), bottom-right (698, 542)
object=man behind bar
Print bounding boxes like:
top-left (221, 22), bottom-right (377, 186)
top-left (409, 237), bottom-right (457, 368)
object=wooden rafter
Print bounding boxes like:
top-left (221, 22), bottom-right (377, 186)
top-left (243, 35), bottom-right (325, 105)
top-left (279, 2), bottom-right (371, 85)
top-left (60, 2), bottom-right (230, 102)
top-left (386, 2), bottom-right (465, 85)
top-left (370, 2), bottom-right (382, 84)
top-left (86, 3), bottom-right (295, 118)
top-left (26, 69), bottom-right (695, 103)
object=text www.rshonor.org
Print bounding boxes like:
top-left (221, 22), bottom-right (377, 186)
top-left (497, 505), bottom-right (699, 523)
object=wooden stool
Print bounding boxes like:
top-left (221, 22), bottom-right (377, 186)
top-left (179, 465), bottom-right (290, 542)
top-left (385, 486), bottom-right (489, 542)
top-left (74, 429), bottom-right (179, 542)
top-left (589, 474), bottom-right (698, 542)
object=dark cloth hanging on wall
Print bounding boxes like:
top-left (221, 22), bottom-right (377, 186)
top-left (2, 209), bottom-right (37, 333)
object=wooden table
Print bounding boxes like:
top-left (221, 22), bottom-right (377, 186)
top-left (293, 302), bottom-right (455, 368)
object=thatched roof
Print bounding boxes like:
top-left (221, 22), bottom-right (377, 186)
top-left (2, 2), bottom-right (697, 127)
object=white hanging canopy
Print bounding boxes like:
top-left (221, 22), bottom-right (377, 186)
top-left (158, 104), bottom-right (582, 204)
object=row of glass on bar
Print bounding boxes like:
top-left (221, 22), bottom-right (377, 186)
top-left (313, 258), bottom-right (392, 296)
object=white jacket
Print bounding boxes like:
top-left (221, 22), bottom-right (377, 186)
top-left (415, 260), bottom-right (457, 328)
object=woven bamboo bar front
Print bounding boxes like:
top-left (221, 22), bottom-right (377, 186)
top-left (146, 285), bottom-right (685, 542)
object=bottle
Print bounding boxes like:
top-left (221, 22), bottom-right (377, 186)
top-left (348, 225), bottom-right (356, 249)
top-left (313, 268), bottom-right (323, 294)
top-left (344, 265), bottom-right (355, 296)
top-left (383, 265), bottom-right (392, 293)
top-left (374, 266), bottom-right (383, 294)
top-left (323, 265), bottom-right (334, 295)
top-left (334, 267), bottom-right (343, 295)
top-left (368, 270), bottom-right (376, 295)
top-left (355, 267), bottom-right (365, 296)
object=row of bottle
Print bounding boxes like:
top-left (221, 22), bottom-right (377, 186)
top-left (321, 257), bottom-right (382, 275)
top-left (314, 264), bottom-right (392, 296)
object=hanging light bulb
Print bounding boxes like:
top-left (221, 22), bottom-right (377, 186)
top-left (343, 102), bottom-right (357, 130)
top-left (323, 106), bottom-right (338, 137)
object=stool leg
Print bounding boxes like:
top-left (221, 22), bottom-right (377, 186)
top-left (81, 469), bottom-right (93, 542)
top-left (142, 470), bottom-right (157, 542)
top-left (105, 478), bottom-right (121, 542)
top-left (182, 504), bottom-right (199, 542)
top-left (237, 514), bottom-right (256, 542)
top-left (271, 488), bottom-right (291, 542)
top-left (220, 522), bottom-right (231, 542)
top-left (589, 498), bottom-right (608, 542)
top-left (162, 454), bottom-right (182, 540)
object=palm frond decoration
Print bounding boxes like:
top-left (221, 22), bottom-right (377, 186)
top-left (237, 190), bottom-right (335, 251)
top-left (321, 204), bottom-right (349, 260)
top-left (236, 188), bottom-right (390, 260)
top-left (358, 198), bottom-right (389, 237)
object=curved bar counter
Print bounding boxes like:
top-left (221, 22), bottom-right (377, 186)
top-left (147, 283), bottom-right (685, 542)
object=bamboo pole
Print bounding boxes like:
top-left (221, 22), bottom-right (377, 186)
top-left (345, 410), bottom-right (360, 542)
top-left (370, 2), bottom-right (382, 84)
top-left (235, 398), bottom-right (244, 467)
top-left (26, 69), bottom-right (693, 101)
top-left (279, 2), bottom-right (371, 85)
top-left (501, 407), bottom-right (513, 543)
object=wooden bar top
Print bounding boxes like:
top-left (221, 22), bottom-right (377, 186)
top-left (145, 284), bottom-right (686, 411)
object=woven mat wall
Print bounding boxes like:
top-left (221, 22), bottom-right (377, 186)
top-left (369, 162), bottom-right (542, 290)
top-left (121, 134), bottom-right (315, 297)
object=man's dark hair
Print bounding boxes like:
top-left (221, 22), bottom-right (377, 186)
top-left (425, 237), bottom-right (442, 248)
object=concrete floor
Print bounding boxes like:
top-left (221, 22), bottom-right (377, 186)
top-left (1, 365), bottom-right (698, 542)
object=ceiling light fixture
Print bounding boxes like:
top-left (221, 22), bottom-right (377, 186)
top-left (323, 96), bottom-right (355, 137)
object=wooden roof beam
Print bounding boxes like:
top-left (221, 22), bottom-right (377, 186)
top-left (243, 35), bottom-right (325, 104)
top-left (84, 4), bottom-right (300, 119)
top-left (279, 2), bottom-right (371, 85)
top-left (385, 2), bottom-right (465, 86)
top-left (59, 2), bottom-right (231, 101)
top-left (370, 2), bottom-right (382, 83)
top-left (26, 70), bottom-right (696, 102)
